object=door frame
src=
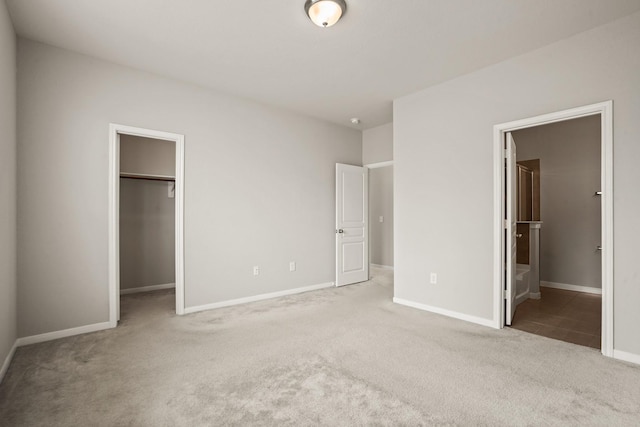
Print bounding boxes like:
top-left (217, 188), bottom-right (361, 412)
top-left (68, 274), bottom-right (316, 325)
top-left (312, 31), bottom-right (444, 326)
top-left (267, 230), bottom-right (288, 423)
top-left (108, 124), bottom-right (186, 326)
top-left (492, 101), bottom-right (613, 357)
top-left (363, 161), bottom-right (394, 275)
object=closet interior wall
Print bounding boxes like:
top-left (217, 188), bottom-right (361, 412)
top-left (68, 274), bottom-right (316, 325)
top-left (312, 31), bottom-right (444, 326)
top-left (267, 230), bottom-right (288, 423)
top-left (119, 135), bottom-right (176, 293)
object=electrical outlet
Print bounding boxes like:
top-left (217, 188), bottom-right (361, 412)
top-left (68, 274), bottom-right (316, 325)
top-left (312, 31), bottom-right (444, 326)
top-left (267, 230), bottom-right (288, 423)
top-left (253, 266), bottom-right (260, 276)
top-left (430, 273), bottom-right (437, 284)
top-left (289, 261), bottom-right (296, 272)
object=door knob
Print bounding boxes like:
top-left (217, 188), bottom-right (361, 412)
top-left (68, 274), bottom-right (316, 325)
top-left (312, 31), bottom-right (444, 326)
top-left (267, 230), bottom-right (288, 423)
top-left (596, 245), bottom-right (602, 251)
top-left (337, 229), bottom-right (344, 234)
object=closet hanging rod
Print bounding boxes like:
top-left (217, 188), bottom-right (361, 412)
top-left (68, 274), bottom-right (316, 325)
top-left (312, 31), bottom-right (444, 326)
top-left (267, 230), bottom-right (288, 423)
top-left (120, 172), bottom-right (175, 182)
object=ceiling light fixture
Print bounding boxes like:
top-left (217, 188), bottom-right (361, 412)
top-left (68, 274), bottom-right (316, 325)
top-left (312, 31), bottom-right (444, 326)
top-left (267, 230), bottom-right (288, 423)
top-left (350, 118), bottom-right (360, 125)
top-left (304, 0), bottom-right (347, 28)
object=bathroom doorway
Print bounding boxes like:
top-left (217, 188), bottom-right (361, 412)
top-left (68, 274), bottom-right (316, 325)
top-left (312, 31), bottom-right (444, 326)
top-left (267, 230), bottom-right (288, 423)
top-left (509, 115), bottom-right (602, 349)
top-left (494, 101), bottom-right (613, 357)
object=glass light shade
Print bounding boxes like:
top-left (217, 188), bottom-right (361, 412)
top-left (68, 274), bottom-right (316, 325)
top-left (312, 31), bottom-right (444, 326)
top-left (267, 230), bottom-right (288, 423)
top-left (307, 0), bottom-right (344, 27)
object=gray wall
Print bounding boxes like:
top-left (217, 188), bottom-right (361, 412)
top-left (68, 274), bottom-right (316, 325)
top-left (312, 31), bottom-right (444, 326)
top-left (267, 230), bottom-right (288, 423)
top-left (514, 116), bottom-right (601, 290)
top-left (369, 166), bottom-right (394, 267)
top-left (363, 123), bottom-right (393, 164)
top-left (394, 12), bottom-right (640, 355)
top-left (17, 39), bottom-right (361, 337)
top-left (120, 134), bottom-right (175, 177)
top-left (0, 1), bottom-right (17, 373)
top-left (119, 179), bottom-right (175, 290)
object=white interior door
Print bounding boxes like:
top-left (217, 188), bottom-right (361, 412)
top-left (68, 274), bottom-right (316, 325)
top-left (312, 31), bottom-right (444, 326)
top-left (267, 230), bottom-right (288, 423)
top-left (505, 132), bottom-right (517, 325)
top-left (336, 163), bottom-right (369, 286)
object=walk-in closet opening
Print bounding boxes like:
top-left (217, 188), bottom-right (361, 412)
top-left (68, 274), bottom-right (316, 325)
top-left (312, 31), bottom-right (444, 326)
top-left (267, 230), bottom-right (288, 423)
top-left (119, 135), bottom-right (176, 318)
top-left (108, 124), bottom-right (185, 326)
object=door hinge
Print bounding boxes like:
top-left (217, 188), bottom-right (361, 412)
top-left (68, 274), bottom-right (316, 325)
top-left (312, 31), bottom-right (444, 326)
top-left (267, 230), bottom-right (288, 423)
top-left (503, 289), bottom-right (509, 299)
top-left (504, 219), bottom-right (509, 229)
top-left (504, 150), bottom-right (509, 159)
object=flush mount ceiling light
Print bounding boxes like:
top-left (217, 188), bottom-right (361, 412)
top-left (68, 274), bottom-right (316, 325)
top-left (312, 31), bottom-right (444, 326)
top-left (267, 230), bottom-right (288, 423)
top-left (304, 0), bottom-right (347, 28)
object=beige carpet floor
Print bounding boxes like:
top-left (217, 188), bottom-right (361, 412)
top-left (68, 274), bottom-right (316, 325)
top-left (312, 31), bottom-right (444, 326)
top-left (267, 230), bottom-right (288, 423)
top-left (1, 268), bottom-right (640, 426)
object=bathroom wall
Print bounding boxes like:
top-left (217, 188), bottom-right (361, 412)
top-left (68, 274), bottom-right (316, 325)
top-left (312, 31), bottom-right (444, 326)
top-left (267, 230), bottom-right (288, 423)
top-left (513, 115), bottom-right (601, 290)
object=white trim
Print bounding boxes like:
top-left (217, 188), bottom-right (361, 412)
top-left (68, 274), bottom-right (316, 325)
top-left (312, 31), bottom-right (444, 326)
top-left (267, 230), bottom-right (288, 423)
top-left (184, 282), bottom-right (335, 315)
top-left (393, 297), bottom-right (496, 329)
top-left (540, 281), bottom-right (602, 295)
top-left (613, 350), bottom-right (640, 366)
top-left (108, 124), bottom-right (119, 327)
top-left (493, 101), bottom-right (614, 357)
top-left (109, 124), bottom-right (186, 326)
top-left (370, 264), bottom-right (394, 270)
top-left (16, 322), bottom-right (112, 347)
top-left (364, 160), bottom-right (393, 169)
top-left (0, 341), bottom-right (17, 384)
top-left (120, 283), bottom-right (176, 295)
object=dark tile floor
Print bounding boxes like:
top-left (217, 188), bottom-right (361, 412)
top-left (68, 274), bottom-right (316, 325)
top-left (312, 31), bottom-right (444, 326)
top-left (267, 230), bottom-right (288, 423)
top-left (510, 287), bottom-right (601, 349)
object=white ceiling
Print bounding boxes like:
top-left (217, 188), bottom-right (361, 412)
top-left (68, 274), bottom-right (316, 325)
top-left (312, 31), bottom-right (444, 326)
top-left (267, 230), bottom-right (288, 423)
top-left (6, 0), bottom-right (640, 129)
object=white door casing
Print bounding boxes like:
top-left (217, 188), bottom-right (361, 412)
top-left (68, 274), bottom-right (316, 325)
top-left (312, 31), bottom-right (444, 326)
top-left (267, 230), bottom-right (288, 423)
top-left (108, 124), bottom-right (185, 327)
top-left (336, 163), bottom-right (369, 286)
top-left (505, 132), bottom-right (517, 325)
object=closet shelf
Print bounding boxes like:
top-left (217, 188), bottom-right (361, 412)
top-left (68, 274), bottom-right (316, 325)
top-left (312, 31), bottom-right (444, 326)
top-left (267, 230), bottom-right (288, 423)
top-left (120, 172), bottom-right (175, 182)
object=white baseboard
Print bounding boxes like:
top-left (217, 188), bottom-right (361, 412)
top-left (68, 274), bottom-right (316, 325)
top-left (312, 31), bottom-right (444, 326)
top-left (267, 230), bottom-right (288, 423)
top-left (393, 297), bottom-right (496, 329)
top-left (613, 350), bottom-right (640, 366)
top-left (120, 282), bottom-right (175, 295)
top-left (540, 281), bottom-right (602, 295)
top-left (529, 292), bottom-right (541, 300)
top-left (0, 341), bottom-right (17, 384)
top-left (16, 321), bottom-right (113, 347)
top-left (371, 264), bottom-right (394, 270)
top-left (184, 282), bottom-right (335, 315)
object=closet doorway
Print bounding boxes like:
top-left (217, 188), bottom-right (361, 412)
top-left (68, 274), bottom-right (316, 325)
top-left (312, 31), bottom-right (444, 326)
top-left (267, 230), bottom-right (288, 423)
top-left (108, 124), bottom-right (185, 326)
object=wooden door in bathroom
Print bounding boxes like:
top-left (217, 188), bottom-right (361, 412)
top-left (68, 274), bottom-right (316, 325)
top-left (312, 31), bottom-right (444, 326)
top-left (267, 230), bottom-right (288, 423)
top-left (505, 133), bottom-right (517, 325)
